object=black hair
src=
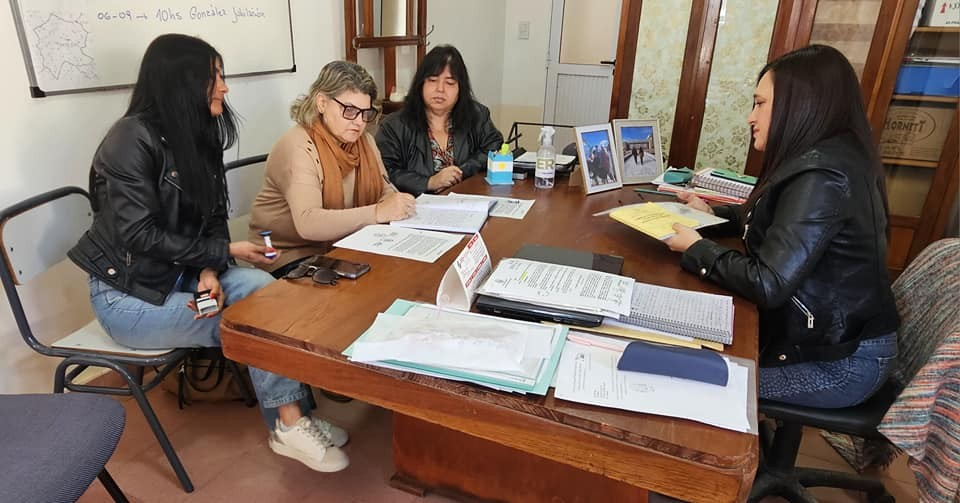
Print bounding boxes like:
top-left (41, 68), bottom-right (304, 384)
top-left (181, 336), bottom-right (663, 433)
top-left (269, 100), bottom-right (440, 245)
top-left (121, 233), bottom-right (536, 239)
top-left (747, 45), bottom-right (887, 216)
top-left (126, 34), bottom-right (238, 216)
top-left (401, 45), bottom-right (479, 132)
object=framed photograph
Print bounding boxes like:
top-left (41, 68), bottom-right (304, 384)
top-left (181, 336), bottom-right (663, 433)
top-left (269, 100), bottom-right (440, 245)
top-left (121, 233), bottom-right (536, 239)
top-left (612, 119), bottom-right (664, 184)
top-left (574, 124), bottom-right (623, 195)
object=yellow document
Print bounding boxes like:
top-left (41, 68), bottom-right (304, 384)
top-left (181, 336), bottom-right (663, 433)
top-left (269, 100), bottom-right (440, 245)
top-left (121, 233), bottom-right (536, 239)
top-left (609, 202), bottom-right (699, 240)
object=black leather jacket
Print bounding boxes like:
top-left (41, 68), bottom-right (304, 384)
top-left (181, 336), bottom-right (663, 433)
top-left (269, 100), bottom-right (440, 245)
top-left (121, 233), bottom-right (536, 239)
top-left (68, 116), bottom-right (230, 306)
top-left (681, 134), bottom-right (900, 367)
top-left (375, 103), bottom-right (503, 195)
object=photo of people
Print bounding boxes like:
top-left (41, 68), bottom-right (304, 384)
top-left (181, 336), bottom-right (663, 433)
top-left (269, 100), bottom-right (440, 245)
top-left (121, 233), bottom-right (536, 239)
top-left (574, 124), bottom-right (623, 194)
top-left (613, 119), bottom-right (664, 184)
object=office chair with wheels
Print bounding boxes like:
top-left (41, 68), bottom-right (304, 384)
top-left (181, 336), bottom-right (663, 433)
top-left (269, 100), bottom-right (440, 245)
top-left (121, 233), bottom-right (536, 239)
top-left (0, 186), bottom-right (194, 492)
top-left (749, 238), bottom-right (960, 503)
top-left (0, 393), bottom-right (128, 502)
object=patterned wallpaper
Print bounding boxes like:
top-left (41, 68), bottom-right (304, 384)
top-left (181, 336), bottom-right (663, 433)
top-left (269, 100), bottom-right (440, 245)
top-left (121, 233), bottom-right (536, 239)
top-left (628, 1), bottom-right (694, 163)
top-left (695, 0), bottom-right (778, 173)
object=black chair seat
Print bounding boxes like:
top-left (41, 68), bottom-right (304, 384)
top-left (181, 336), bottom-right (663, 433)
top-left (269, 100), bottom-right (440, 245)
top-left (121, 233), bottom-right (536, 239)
top-left (0, 393), bottom-right (125, 502)
top-left (759, 381), bottom-right (900, 437)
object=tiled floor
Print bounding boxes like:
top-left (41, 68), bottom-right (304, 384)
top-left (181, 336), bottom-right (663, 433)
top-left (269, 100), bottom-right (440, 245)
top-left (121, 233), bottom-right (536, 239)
top-left (78, 389), bottom-right (919, 502)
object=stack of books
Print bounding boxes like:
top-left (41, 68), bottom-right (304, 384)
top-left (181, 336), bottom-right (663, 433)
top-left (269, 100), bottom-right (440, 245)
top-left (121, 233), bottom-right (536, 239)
top-left (343, 300), bottom-right (566, 395)
top-left (691, 168), bottom-right (756, 200)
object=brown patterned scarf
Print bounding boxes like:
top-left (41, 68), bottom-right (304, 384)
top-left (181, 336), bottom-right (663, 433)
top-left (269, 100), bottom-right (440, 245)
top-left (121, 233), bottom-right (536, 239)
top-left (307, 120), bottom-right (383, 209)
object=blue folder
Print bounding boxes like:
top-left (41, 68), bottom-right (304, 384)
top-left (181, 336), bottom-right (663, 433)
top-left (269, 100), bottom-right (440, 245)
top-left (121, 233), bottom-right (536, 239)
top-left (617, 340), bottom-right (729, 386)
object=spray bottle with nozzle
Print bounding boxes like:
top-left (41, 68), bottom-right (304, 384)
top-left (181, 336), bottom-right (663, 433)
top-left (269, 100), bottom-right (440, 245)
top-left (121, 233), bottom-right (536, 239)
top-left (535, 126), bottom-right (556, 189)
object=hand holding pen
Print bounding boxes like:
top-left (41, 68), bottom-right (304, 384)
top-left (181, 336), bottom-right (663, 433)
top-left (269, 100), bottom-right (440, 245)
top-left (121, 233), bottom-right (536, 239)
top-left (376, 173), bottom-right (416, 222)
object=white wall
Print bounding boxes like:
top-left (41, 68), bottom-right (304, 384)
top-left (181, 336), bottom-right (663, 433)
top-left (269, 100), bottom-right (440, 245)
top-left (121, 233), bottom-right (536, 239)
top-left (427, 0), bottom-right (506, 125)
top-left (499, 0), bottom-right (551, 150)
top-left (0, 0), bottom-right (346, 393)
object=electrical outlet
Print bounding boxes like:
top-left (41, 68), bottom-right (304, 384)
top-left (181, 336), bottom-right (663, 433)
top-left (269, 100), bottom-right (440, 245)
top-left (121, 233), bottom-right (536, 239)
top-left (518, 21), bottom-right (530, 40)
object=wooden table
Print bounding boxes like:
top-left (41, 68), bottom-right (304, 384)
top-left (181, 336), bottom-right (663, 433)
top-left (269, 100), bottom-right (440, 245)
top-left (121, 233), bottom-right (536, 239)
top-left (221, 176), bottom-right (759, 503)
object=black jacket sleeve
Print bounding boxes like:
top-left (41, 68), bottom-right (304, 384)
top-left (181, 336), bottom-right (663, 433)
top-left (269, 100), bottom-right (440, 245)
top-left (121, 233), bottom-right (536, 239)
top-left (457, 104), bottom-right (503, 178)
top-left (375, 114), bottom-right (430, 195)
top-left (680, 169), bottom-right (848, 309)
top-left (96, 120), bottom-right (230, 270)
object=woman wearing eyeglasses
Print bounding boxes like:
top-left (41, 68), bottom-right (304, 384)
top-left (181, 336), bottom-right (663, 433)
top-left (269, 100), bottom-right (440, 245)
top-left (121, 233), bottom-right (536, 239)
top-left (248, 61), bottom-right (416, 276)
top-left (375, 45), bottom-right (504, 196)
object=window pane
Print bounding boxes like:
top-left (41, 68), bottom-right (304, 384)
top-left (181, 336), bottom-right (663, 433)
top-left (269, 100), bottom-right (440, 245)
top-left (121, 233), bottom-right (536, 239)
top-left (559, 0), bottom-right (620, 65)
top-left (695, 0), bottom-right (777, 172)
top-left (809, 0), bottom-right (882, 78)
top-left (628, 1), bottom-right (694, 157)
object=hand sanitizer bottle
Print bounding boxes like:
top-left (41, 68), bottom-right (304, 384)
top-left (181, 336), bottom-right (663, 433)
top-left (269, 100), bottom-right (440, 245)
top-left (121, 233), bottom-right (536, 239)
top-left (535, 126), bottom-right (556, 189)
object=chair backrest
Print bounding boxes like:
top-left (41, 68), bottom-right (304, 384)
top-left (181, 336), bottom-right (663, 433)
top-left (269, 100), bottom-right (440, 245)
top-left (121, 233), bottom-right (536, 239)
top-left (224, 154), bottom-right (267, 242)
top-left (0, 187), bottom-right (92, 285)
top-left (0, 187), bottom-right (92, 354)
top-left (890, 238), bottom-right (960, 388)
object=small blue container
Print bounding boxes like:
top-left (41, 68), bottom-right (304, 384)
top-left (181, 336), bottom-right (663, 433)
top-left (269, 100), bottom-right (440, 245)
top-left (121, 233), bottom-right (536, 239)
top-left (894, 65), bottom-right (960, 97)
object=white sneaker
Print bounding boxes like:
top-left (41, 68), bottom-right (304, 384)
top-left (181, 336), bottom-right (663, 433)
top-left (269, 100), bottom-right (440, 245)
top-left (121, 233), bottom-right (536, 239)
top-left (310, 415), bottom-right (349, 448)
top-left (269, 417), bottom-right (349, 472)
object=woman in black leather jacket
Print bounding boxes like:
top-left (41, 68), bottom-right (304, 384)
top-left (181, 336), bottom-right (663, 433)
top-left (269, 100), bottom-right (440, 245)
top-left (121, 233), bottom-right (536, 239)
top-left (375, 45), bottom-right (504, 195)
top-left (665, 45), bottom-right (899, 408)
top-left (69, 35), bottom-right (350, 472)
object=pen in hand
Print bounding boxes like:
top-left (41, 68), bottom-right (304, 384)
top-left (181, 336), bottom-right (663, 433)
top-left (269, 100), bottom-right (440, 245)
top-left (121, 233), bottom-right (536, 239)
top-left (382, 173), bottom-right (400, 193)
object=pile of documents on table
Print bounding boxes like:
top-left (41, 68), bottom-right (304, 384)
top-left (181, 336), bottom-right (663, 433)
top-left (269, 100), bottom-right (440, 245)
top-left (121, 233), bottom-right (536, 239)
top-left (343, 300), bottom-right (566, 395)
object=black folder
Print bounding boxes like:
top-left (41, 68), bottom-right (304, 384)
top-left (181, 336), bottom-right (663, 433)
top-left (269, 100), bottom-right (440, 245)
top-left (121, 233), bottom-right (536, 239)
top-left (475, 245), bottom-right (624, 328)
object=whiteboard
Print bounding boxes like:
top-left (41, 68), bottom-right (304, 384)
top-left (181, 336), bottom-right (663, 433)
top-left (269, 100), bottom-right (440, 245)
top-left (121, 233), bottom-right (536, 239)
top-left (9, 0), bottom-right (295, 97)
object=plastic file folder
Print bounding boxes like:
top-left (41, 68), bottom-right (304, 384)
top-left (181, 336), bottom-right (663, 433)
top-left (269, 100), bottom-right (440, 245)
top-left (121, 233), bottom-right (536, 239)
top-left (342, 299), bottom-right (567, 395)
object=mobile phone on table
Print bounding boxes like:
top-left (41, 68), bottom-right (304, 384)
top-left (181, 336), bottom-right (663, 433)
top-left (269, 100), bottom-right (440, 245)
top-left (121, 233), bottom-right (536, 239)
top-left (313, 256), bottom-right (371, 279)
top-left (194, 289), bottom-right (220, 316)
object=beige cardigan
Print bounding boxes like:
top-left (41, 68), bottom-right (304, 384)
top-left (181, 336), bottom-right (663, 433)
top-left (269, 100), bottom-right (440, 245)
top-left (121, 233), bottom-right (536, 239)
top-left (248, 125), bottom-right (392, 272)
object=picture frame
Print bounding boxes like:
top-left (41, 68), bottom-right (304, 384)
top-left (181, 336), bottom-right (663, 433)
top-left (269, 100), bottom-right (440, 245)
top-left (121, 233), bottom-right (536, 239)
top-left (612, 119), bottom-right (664, 184)
top-left (573, 124), bottom-right (623, 194)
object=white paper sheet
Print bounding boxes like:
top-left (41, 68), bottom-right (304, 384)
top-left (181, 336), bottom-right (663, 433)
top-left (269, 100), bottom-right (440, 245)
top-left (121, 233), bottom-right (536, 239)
top-left (449, 192), bottom-right (535, 220)
top-left (437, 233), bottom-right (492, 311)
top-left (476, 258), bottom-right (634, 317)
top-left (333, 224), bottom-right (463, 263)
top-left (553, 340), bottom-right (751, 432)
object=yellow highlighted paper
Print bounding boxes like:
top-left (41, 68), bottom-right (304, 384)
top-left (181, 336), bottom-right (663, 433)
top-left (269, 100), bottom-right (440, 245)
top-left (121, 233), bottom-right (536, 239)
top-left (610, 202), bottom-right (699, 240)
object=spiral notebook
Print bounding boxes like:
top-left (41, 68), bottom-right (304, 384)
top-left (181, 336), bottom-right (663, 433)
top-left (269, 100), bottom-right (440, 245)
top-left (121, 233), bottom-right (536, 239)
top-left (605, 282), bottom-right (734, 345)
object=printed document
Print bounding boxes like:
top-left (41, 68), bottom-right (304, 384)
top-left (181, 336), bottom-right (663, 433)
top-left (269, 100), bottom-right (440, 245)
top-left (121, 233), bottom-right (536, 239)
top-left (391, 194), bottom-right (494, 233)
top-left (333, 224), bottom-right (463, 263)
top-left (476, 258), bottom-right (633, 317)
top-left (554, 335), bottom-right (752, 432)
top-left (609, 202), bottom-right (726, 240)
top-left (450, 192), bottom-right (535, 220)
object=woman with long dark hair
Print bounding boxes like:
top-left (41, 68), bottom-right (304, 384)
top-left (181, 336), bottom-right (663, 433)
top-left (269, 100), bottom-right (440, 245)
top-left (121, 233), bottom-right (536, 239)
top-left (664, 45), bottom-right (899, 408)
top-left (375, 45), bottom-right (503, 195)
top-left (69, 34), bottom-right (350, 472)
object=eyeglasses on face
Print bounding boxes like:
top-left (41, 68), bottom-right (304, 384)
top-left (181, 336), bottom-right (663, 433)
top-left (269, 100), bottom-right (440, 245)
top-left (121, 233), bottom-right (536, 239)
top-left (283, 264), bottom-right (338, 286)
top-left (330, 96), bottom-right (379, 123)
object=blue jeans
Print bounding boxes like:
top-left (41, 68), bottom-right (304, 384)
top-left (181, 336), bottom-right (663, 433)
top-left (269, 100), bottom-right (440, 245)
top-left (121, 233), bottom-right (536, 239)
top-left (759, 332), bottom-right (897, 408)
top-left (89, 267), bottom-right (311, 429)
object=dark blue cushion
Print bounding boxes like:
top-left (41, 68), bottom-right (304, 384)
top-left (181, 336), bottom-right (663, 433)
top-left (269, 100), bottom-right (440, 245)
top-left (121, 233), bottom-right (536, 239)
top-left (0, 393), bottom-right (125, 503)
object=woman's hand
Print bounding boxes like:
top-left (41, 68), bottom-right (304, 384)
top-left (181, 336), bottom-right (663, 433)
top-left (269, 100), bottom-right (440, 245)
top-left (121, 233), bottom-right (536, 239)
top-left (427, 166), bottom-right (463, 192)
top-left (229, 241), bottom-right (280, 266)
top-left (187, 268), bottom-right (224, 319)
top-left (664, 224), bottom-right (703, 253)
top-left (376, 192), bottom-right (417, 223)
top-left (677, 191), bottom-right (714, 215)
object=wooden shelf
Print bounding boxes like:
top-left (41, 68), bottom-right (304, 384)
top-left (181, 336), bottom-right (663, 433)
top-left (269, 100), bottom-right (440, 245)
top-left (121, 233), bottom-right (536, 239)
top-left (915, 26), bottom-right (960, 33)
top-left (882, 157), bottom-right (940, 168)
top-left (892, 94), bottom-right (960, 103)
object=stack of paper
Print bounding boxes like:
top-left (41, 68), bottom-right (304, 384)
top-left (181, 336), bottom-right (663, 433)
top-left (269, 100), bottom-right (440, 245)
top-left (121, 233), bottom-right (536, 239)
top-left (514, 151), bottom-right (576, 170)
top-left (391, 194), bottom-right (495, 233)
top-left (554, 332), bottom-right (752, 432)
top-left (606, 281), bottom-right (734, 345)
top-left (476, 258), bottom-right (634, 318)
top-left (343, 300), bottom-right (567, 395)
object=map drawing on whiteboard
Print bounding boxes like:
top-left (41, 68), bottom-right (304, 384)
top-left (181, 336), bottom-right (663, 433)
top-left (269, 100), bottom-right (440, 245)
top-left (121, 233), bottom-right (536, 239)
top-left (28, 12), bottom-right (97, 82)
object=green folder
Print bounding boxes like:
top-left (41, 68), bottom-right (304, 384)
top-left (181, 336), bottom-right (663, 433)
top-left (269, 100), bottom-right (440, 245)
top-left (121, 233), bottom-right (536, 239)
top-left (710, 168), bottom-right (757, 186)
top-left (342, 299), bottom-right (567, 395)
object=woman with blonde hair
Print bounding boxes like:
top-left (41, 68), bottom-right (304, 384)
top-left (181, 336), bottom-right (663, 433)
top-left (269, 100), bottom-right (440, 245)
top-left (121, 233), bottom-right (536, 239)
top-left (249, 60), bottom-right (415, 276)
